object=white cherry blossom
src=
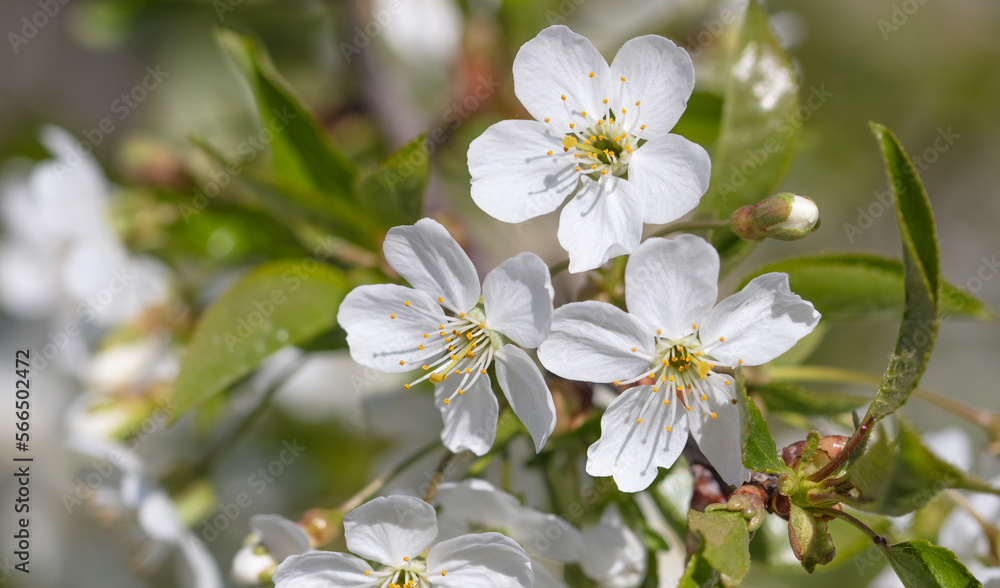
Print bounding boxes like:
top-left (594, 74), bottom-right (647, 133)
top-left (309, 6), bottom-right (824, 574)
top-left (273, 495), bottom-right (533, 588)
top-left (468, 25), bottom-right (710, 273)
top-left (337, 218), bottom-right (557, 456)
top-left (232, 515), bottom-right (312, 585)
top-left (538, 234), bottom-right (820, 491)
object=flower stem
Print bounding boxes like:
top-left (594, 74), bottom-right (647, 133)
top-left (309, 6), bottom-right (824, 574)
top-left (766, 365), bottom-right (998, 432)
top-left (811, 507), bottom-right (888, 545)
top-left (648, 219), bottom-right (732, 239)
top-left (422, 451), bottom-right (456, 504)
top-left (807, 416), bottom-right (874, 482)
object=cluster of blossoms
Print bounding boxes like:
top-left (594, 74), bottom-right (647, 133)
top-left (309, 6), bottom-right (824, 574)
top-left (278, 24), bottom-right (821, 585)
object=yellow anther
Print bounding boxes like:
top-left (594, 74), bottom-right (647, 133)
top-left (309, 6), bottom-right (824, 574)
top-left (589, 72), bottom-right (595, 78)
top-left (544, 118), bottom-right (550, 123)
top-left (635, 100), bottom-right (641, 106)
top-left (621, 108), bottom-right (627, 114)
top-left (399, 360), bottom-right (405, 366)
top-left (459, 313), bottom-right (465, 318)
top-left (404, 301), bottom-right (410, 306)
top-left (547, 150), bottom-right (553, 156)
top-left (404, 557), bottom-right (409, 562)
top-left (711, 412), bottom-right (718, 419)
top-left (653, 387), bottom-right (659, 392)
top-left (404, 384), bottom-right (410, 389)
top-left (569, 123), bottom-right (575, 129)
top-left (581, 110), bottom-right (587, 117)
top-left (448, 345), bottom-right (454, 351)
top-left (614, 380), bottom-right (620, 386)
top-left (591, 164), bottom-right (597, 169)
top-left (458, 389), bottom-right (464, 395)
top-left (663, 398), bottom-right (670, 404)
top-left (725, 380), bottom-right (731, 386)
top-left (620, 76), bottom-right (626, 82)
top-left (365, 571), bottom-right (371, 576)
top-left (390, 313), bottom-right (396, 319)
top-left (575, 166), bottom-right (582, 171)
top-left (422, 365), bottom-right (429, 370)
top-left (423, 333), bottom-right (430, 338)
top-left (657, 329), bottom-right (662, 335)
top-left (442, 571), bottom-right (447, 576)
top-left (669, 376), bottom-right (674, 382)
top-left (480, 369), bottom-right (487, 374)
top-left (631, 347), bottom-right (637, 352)
top-left (561, 95), bottom-right (566, 101)
top-left (437, 297), bottom-right (444, 303)
top-left (685, 406), bottom-right (692, 411)
top-left (666, 426), bottom-right (672, 432)
top-left (563, 135), bottom-right (578, 149)
top-left (601, 169), bottom-right (608, 175)
top-left (466, 368), bottom-right (471, 374)
top-left (719, 336), bottom-right (725, 342)
top-left (701, 394), bottom-right (707, 401)
top-left (443, 398), bottom-right (449, 405)
top-left (603, 98), bottom-right (608, 104)
top-left (640, 125), bottom-right (646, 130)
top-left (738, 359), bottom-right (744, 365)
top-left (692, 323), bottom-right (698, 329)
top-left (636, 418), bottom-right (643, 424)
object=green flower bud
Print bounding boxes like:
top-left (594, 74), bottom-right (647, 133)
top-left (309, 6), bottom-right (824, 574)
top-left (730, 193), bottom-right (820, 241)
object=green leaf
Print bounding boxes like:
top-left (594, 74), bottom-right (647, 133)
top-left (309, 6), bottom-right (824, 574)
top-left (742, 387), bottom-right (793, 475)
top-left (698, 0), bottom-right (801, 260)
top-left (687, 510), bottom-right (751, 583)
top-left (844, 420), bottom-right (1000, 516)
top-left (217, 29), bottom-right (357, 197)
top-left (864, 124), bottom-right (942, 423)
top-left (882, 540), bottom-right (982, 588)
top-left (754, 382), bottom-right (869, 416)
top-left (787, 505), bottom-right (836, 573)
top-left (355, 134), bottom-right (429, 228)
top-left (678, 540), bottom-right (722, 588)
top-left (171, 260), bottom-right (347, 419)
top-left (740, 254), bottom-right (994, 321)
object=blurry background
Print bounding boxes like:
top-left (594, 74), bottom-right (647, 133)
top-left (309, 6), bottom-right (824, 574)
top-left (0, 0), bottom-right (998, 586)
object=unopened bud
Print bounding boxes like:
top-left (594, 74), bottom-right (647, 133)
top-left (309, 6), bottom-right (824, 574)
top-left (730, 193), bottom-right (820, 241)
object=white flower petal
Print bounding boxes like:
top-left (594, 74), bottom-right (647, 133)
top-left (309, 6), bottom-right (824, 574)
top-left (273, 552), bottom-right (376, 587)
top-left (383, 218), bottom-right (481, 313)
top-left (343, 495), bottom-right (438, 566)
top-left (250, 515), bottom-right (311, 561)
top-left (532, 559), bottom-right (570, 588)
top-left (687, 373), bottom-right (750, 485)
top-left (231, 543), bottom-right (277, 586)
top-left (177, 534), bottom-right (225, 588)
top-left (513, 25), bottom-right (612, 130)
top-left (609, 35), bottom-right (694, 137)
top-left (494, 345), bottom-right (556, 453)
top-left (435, 479), bottom-right (522, 531)
top-left (484, 252), bottom-right (554, 348)
top-left (586, 385), bottom-right (688, 493)
top-left (628, 135), bottom-right (710, 225)
top-left (579, 505), bottom-right (646, 588)
top-left (338, 283), bottom-right (444, 373)
top-left (469, 120), bottom-right (581, 223)
top-left (558, 176), bottom-right (643, 273)
top-left (624, 235), bottom-right (718, 337)
top-left (700, 273), bottom-right (821, 367)
top-left (427, 532), bottom-right (534, 588)
top-left (538, 300), bottom-right (652, 384)
top-left (435, 375), bottom-right (499, 456)
top-left (139, 491), bottom-right (185, 542)
top-left (435, 479), bottom-right (585, 563)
